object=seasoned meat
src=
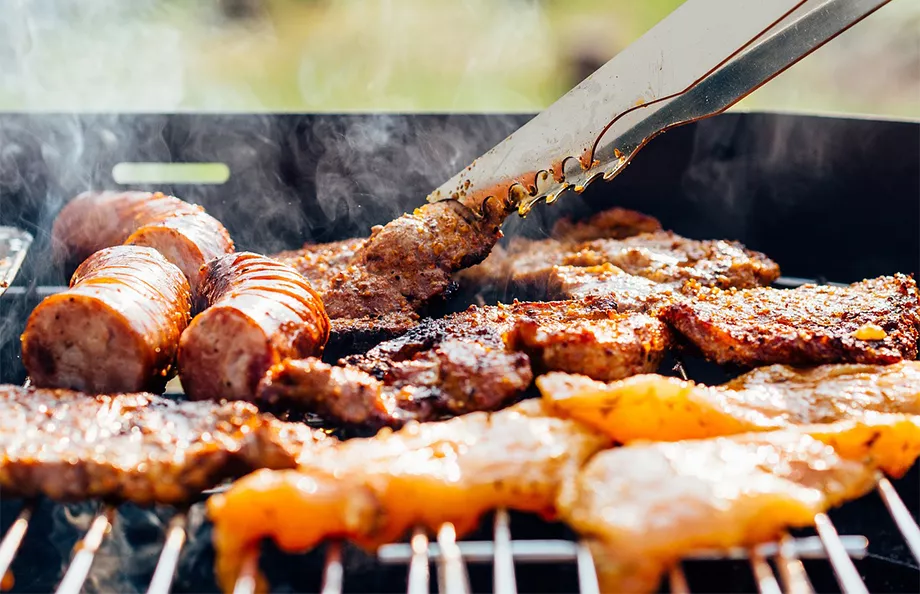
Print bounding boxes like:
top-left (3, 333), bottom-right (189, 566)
top-left (178, 253), bottom-right (329, 402)
top-left (459, 207), bottom-right (779, 299)
top-left (558, 424), bottom-right (915, 593)
top-left (21, 246), bottom-right (191, 393)
top-left (274, 197), bottom-right (512, 345)
top-left (664, 274), bottom-right (920, 366)
top-left (0, 385), bottom-right (335, 505)
top-left (208, 399), bottom-right (611, 592)
top-left (52, 191), bottom-right (234, 294)
top-left (538, 361), bottom-right (920, 443)
top-left (258, 298), bottom-right (670, 427)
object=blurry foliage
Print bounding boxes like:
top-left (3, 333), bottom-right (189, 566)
top-left (0, 0), bottom-right (916, 116)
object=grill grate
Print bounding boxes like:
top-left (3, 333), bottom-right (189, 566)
top-left (1, 276), bottom-right (919, 594)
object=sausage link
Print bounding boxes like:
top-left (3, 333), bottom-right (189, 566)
top-left (21, 246), bottom-right (192, 393)
top-left (52, 191), bottom-right (234, 293)
top-left (178, 252), bottom-right (330, 402)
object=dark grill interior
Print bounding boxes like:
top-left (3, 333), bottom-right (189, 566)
top-left (0, 112), bottom-right (918, 593)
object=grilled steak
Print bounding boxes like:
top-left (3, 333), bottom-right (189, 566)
top-left (208, 399), bottom-right (611, 592)
top-left (178, 252), bottom-right (329, 402)
top-left (257, 298), bottom-right (670, 428)
top-left (538, 360), bottom-right (920, 443)
top-left (0, 385), bottom-right (334, 505)
top-left (664, 274), bottom-right (920, 366)
top-left (52, 191), bottom-right (234, 294)
top-left (21, 246), bottom-right (192, 394)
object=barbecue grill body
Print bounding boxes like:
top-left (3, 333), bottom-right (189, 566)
top-left (0, 112), bottom-right (918, 593)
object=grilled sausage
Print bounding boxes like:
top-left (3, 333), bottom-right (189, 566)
top-left (178, 252), bottom-right (330, 402)
top-left (21, 246), bottom-right (191, 393)
top-left (52, 191), bottom-right (234, 294)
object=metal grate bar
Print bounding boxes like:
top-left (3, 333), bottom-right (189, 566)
top-left (492, 510), bottom-right (516, 594)
top-left (0, 504), bottom-right (32, 588)
top-left (147, 514), bottom-right (187, 594)
top-left (436, 523), bottom-right (470, 594)
top-left (668, 564), bottom-right (690, 594)
top-left (407, 527), bottom-right (430, 594)
top-left (575, 542), bottom-right (600, 594)
top-left (232, 547), bottom-right (259, 594)
top-left (814, 513), bottom-right (869, 594)
top-left (876, 478), bottom-right (920, 564)
top-left (55, 506), bottom-right (114, 594)
top-left (750, 548), bottom-right (782, 594)
top-left (320, 542), bottom-right (344, 594)
top-left (775, 534), bottom-right (815, 594)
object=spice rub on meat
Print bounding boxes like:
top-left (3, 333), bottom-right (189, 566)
top-left (664, 274), bottom-right (920, 367)
top-left (256, 298), bottom-right (671, 428)
top-left (459, 207), bottom-right (780, 300)
top-left (208, 399), bottom-right (611, 593)
top-left (274, 197), bottom-right (513, 345)
top-left (0, 385), bottom-right (334, 505)
top-left (538, 361), bottom-right (920, 444)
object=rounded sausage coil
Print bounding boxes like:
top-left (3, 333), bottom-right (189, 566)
top-left (52, 191), bottom-right (234, 294)
top-left (178, 252), bottom-right (330, 402)
top-left (21, 245), bottom-right (192, 394)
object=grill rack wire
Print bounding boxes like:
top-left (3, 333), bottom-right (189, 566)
top-left (1, 275), bottom-right (919, 594)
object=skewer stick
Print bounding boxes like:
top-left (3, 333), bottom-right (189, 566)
top-left (320, 541), bottom-right (344, 594)
top-left (493, 510), bottom-right (517, 594)
top-left (231, 547), bottom-right (260, 594)
top-left (0, 504), bottom-right (32, 588)
top-left (775, 533), bottom-right (814, 594)
top-left (146, 514), bottom-right (187, 594)
top-left (876, 478), bottom-right (920, 564)
top-left (668, 564), bottom-right (690, 594)
top-left (575, 542), bottom-right (600, 594)
top-left (814, 514), bottom-right (868, 594)
top-left (748, 548), bottom-right (781, 594)
top-left (407, 527), bottom-right (430, 594)
top-left (55, 506), bottom-right (114, 594)
top-left (436, 523), bottom-right (470, 594)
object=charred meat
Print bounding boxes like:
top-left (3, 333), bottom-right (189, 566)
top-left (0, 385), bottom-right (334, 505)
top-left (664, 274), bottom-right (920, 366)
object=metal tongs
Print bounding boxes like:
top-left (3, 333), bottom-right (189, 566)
top-left (428, 0), bottom-right (893, 216)
top-left (0, 227), bottom-right (33, 297)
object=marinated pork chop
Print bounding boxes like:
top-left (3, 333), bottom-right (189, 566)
top-left (665, 275), bottom-right (920, 366)
top-left (559, 420), bottom-right (920, 593)
top-left (0, 385), bottom-right (335, 505)
top-left (208, 399), bottom-right (611, 593)
top-left (257, 298), bottom-right (670, 427)
top-left (538, 361), bottom-right (920, 443)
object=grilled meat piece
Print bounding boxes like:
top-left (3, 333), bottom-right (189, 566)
top-left (274, 197), bottom-right (512, 345)
top-left (258, 298), bottom-right (670, 427)
top-left (559, 420), bottom-right (920, 593)
top-left (0, 385), bottom-right (335, 505)
top-left (538, 360), bottom-right (920, 443)
top-left (460, 207), bottom-right (779, 299)
top-left (208, 399), bottom-right (611, 593)
top-left (52, 191), bottom-right (234, 294)
top-left (664, 274), bottom-right (920, 366)
top-left (21, 246), bottom-right (191, 393)
top-left (178, 253), bottom-right (329, 402)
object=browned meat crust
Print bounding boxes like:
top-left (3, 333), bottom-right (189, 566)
top-left (258, 297), bottom-right (670, 428)
top-left (459, 207), bottom-right (779, 300)
top-left (664, 275), bottom-right (920, 366)
top-left (274, 198), bottom-right (511, 345)
top-left (178, 252), bottom-right (330, 402)
top-left (52, 191), bottom-right (234, 293)
top-left (21, 246), bottom-right (192, 394)
top-left (0, 385), bottom-right (335, 505)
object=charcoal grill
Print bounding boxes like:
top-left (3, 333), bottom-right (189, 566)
top-left (0, 112), bottom-right (918, 593)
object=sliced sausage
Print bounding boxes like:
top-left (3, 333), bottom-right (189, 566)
top-left (52, 191), bottom-right (234, 294)
top-left (178, 252), bottom-right (330, 402)
top-left (21, 245), bottom-right (192, 393)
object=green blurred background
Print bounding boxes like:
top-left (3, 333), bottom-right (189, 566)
top-left (0, 0), bottom-right (917, 116)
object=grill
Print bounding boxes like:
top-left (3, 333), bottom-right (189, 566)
top-left (0, 112), bottom-right (918, 593)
